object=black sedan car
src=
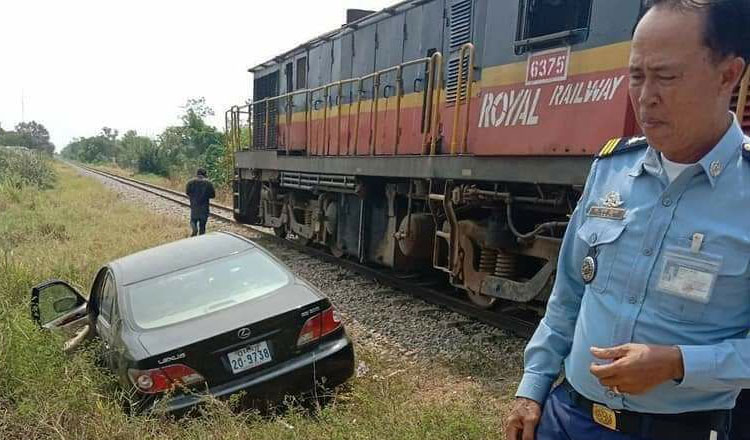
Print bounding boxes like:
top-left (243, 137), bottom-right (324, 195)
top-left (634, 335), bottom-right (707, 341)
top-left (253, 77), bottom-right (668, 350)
top-left (31, 231), bottom-right (355, 413)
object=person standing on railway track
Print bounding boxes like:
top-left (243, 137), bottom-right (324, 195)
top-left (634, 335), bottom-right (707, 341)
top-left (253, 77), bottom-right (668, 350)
top-left (505, 1), bottom-right (750, 439)
top-left (185, 168), bottom-right (215, 236)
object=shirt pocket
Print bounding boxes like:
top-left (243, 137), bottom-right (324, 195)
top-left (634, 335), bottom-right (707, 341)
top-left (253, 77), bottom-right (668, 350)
top-left (656, 242), bottom-right (750, 323)
top-left (575, 219), bottom-right (627, 294)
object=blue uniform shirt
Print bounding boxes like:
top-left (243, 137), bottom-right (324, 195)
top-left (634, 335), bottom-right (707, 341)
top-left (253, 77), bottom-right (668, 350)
top-left (517, 115), bottom-right (750, 414)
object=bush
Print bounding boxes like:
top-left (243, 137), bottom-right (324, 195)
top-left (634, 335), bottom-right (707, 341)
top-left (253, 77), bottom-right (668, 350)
top-left (134, 142), bottom-right (170, 177)
top-left (0, 149), bottom-right (56, 190)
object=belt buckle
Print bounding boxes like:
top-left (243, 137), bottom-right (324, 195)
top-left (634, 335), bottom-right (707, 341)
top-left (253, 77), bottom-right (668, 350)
top-left (592, 403), bottom-right (618, 431)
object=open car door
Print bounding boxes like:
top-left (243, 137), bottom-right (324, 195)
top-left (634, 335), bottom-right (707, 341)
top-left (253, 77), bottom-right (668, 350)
top-left (31, 280), bottom-right (89, 338)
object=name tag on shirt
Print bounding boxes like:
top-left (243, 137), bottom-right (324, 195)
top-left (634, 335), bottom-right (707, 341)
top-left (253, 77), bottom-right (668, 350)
top-left (656, 247), bottom-right (722, 304)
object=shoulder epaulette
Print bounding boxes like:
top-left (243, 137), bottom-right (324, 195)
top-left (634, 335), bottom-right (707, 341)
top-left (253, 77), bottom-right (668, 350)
top-left (741, 141), bottom-right (750, 162)
top-left (596, 136), bottom-right (649, 159)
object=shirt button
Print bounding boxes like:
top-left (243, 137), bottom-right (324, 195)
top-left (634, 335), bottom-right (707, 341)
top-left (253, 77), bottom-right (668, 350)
top-left (643, 248), bottom-right (653, 256)
top-left (628, 296), bottom-right (637, 304)
top-left (606, 390), bottom-right (616, 399)
top-left (589, 233), bottom-right (598, 244)
top-left (662, 197), bottom-right (672, 207)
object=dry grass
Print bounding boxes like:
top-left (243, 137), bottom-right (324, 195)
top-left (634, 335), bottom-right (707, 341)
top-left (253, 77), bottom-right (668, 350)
top-left (0, 163), bottom-right (515, 439)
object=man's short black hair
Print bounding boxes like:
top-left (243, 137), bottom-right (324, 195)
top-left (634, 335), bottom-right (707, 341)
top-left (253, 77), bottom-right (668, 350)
top-left (196, 168), bottom-right (207, 177)
top-left (642, 0), bottom-right (750, 68)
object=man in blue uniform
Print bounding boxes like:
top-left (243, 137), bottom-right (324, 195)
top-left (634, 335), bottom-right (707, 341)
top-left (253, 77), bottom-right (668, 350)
top-left (505, 1), bottom-right (749, 439)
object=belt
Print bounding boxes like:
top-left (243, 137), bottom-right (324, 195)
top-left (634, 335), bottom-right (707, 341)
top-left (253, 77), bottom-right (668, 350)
top-left (560, 379), bottom-right (730, 440)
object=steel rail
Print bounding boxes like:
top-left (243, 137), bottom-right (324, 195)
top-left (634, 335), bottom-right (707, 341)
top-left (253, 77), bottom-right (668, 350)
top-left (74, 163), bottom-right (538, 338)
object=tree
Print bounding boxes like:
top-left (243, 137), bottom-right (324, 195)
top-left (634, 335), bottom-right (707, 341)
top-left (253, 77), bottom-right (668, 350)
top-left (61, 128), bottom-right (119, 163)
top-left (95, 127), bottom-right (119, 160)
top-left (0, 131), bottom-right (28, 148)
top-left (15, 121), bottom-right (55, 153)
top-left (119, 130), bottom-right (168, 174)
top-left (181, 97), bottom-right (215, 123)
top-left (176, 97), bottom-right (223, 157)
top-left (63, 96), bottom-right (230, 180)
top-left (101, 127), bottom-right (119, 142)
top-left (203, 143), bottom-right (230, 184)
top-left (0, 120), bottom-right (55, 153)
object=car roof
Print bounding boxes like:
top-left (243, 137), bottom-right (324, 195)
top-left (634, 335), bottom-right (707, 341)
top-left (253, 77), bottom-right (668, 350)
top-left (110, 232), bottom-right (255, 286)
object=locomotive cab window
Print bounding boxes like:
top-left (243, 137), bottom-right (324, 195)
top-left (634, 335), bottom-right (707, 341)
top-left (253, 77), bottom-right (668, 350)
top-left (515, 0), bottom-right (593, 53)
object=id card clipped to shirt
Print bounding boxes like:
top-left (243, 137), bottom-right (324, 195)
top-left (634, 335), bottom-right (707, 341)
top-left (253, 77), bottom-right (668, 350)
top-left (656, 234), bottom-right (722, 304)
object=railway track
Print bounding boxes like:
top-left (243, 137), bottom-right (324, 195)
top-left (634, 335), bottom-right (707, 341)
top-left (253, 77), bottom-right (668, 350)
top-left (75, 163), bottom-right (539, 338)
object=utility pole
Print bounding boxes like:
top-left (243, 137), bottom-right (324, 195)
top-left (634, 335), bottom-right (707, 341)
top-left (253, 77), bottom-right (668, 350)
top-left (21, 89), bottom-right (25, 122)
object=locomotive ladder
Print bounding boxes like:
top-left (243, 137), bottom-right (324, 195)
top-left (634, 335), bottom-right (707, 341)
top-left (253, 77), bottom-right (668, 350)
top-left (428, 180), bottom-right (459, 277)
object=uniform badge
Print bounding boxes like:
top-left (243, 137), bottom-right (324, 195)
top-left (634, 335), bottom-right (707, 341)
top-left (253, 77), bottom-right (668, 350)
top-left (709, 160), bottom-right (722, 178)
top-left (587, 191), bottom-right (626, 220)
top-left (581, 256), bottom-right (596, 284)
top-left (581, 248), bottom-right (598, 284)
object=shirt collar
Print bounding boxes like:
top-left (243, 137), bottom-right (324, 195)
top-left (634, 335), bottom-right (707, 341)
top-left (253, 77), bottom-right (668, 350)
top-left (628, 113), bottom-right (745, 187)
top-left (628, 145), bottom-right (660, 178)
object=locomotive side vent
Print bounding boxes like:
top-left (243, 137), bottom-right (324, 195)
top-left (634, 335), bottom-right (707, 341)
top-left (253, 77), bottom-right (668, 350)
top-left (446, 0), bottom-right (473, 105)
top-left (449, 0), bottom-right (473, 51)
top-left (446, 55), bottom-right (470, 105)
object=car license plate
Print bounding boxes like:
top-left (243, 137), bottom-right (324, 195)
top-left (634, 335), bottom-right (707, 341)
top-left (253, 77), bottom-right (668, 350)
top-left (227, 341), bottom-right (272, 374)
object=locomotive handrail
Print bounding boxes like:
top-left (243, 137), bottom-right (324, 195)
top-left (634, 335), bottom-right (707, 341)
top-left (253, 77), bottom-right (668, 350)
top-left (308, 85), bottom-right (329, 155)
top-left (370, 65), bottom-right (402, 155)
top-left (264, 99), bottom-right (271, 151)
top-left (224, 104), bottom-right (251, 168)
top-left (333, 78), bottom-right (361, 155)
top-left (427, 52), bottom-right (444, 155)
top-left (737, 69), bottom-right (750, 126)
top-left (450, 43), bottom-right (475, 155)
top-left (252, 89), bottom-right (309, 152)
top-left (241, 52), bottom-right (447, 156)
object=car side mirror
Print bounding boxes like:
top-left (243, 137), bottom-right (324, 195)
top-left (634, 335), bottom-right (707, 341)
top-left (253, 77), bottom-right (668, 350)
top-left (31, 280), bottom-right (87, 328)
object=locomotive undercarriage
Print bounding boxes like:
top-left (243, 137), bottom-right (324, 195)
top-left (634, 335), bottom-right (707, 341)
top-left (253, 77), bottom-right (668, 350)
top-left (236, 170), bottom-right (576, 312)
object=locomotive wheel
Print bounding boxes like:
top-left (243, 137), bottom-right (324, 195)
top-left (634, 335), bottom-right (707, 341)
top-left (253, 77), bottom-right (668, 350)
top-left (466, 289), bottom-right (497, 309)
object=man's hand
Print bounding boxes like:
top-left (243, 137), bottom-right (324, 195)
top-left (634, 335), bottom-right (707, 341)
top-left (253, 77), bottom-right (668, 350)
top-left (505, 397), bottom-right (542, 440)
top-left (589, 343), bottom-right (684, 395)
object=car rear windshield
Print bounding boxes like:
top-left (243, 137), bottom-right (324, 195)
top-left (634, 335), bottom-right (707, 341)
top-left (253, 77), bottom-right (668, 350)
top-left (127, 249), bottom-right (291, 329)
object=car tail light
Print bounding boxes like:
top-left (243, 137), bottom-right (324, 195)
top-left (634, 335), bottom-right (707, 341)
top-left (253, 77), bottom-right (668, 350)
top-left (297, 306), bottom-right (342, 347)
top-left (127, 364), bottom-right (205, 394)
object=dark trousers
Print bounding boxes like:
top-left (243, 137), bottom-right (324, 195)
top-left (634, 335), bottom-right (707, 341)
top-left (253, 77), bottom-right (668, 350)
top-left (537, 386), bottom-right (647, 440)
top-left (536, 385), bottom-right (730, 440)
top-left (732, 390), bottom-right (750, 439)
top-left (190, 217), bottom-right (207, 236)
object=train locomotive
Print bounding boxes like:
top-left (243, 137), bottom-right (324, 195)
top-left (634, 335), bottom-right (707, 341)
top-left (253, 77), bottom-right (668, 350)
top-left (226, 0), bottom-right (750, 312)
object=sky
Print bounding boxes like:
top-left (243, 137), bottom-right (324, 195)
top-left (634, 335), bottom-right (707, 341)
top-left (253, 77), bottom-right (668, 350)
top-left (0, 0), bottom-right (393, 151)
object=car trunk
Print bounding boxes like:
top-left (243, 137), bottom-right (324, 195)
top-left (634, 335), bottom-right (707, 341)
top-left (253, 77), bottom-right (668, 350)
top-left (135, 281), bottom-right (329, 387)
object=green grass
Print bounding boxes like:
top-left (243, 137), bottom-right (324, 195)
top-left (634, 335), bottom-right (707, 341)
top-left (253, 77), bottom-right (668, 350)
top-left (92, 163), bottom-right (233, 206)
top-left (0, 163), bottom-right (513, 439)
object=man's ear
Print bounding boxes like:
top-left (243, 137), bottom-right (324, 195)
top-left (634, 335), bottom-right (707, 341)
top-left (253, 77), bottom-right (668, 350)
top-left (722, 56), bottom-right (747, 93)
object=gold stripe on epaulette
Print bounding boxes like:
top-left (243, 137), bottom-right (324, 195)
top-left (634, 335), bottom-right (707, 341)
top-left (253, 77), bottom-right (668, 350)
top-left (599, 138), bottom-right (620, 157)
